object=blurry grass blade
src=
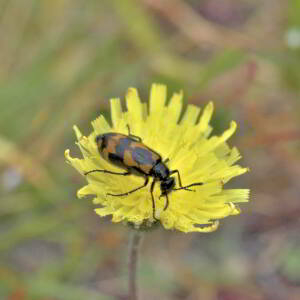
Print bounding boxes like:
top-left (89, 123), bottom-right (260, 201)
top-left (198, 50), bottom-right (245, 88)
top-left (0, 205), bottom-right (81, 252)
top-left (143, 0), bottom-right (256, 49)
top-left (111, 0), bottom-right (162, 50)
top-left (26, 276), bottom-right (115, 300)
top-left (0, 135), bottom-right (54, 189)
top-left (288, 0), bottom-right (300, 27)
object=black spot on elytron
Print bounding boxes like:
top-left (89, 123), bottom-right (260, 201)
top-left (95, 135), bottom-right (103, 144)
top-left (132, 147), bottom-right (154, 165)
top-left (102, 133), bottom-right (118, 143)
top-left (96, 135), bottom-right (106, 151)
top-left (108, 152), bottom-right (123, 164)
top-left (97, 133), bottom-right (118, 151)
top-left (115, 138), bottom-right (132, 157)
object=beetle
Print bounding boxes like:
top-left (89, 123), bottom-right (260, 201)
top-left (84, 126), bottom-right (203, 221)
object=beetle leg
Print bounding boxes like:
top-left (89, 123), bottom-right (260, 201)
top-left (163, 193), bottom-right (169, 211)
top-left (84, 169), bottom-right (131, 176)
top-left (126, 124), bottom-right (142, 142)
top-left (150, 179), bottom-right (159, 221)
top-left (107, 176), bottom-right (149, 197)
top-left (170, 169), bottom-right (203, 191)
top-left (170, 169), bottom-right (183, 187)
top-left (173, 182), bottom-right (203, 191)
top-left (163, 158), bottom-right (170, 164)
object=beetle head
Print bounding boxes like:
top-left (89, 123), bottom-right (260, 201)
top-left (160, 177), bottom-right (175, 195)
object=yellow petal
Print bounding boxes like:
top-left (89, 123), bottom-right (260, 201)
top-left (73, 125), bottom-right (83, 140)
top-left (110, 98), bottom-right (122, 128)
top-left (149, 83), bottom-right (167, 113)
top-left (181, 104), bottom-right (201, 126)
top-left (77, 184), bottom-right (96, 198)
top-left (91, 115), bottom-right (111, 134)
top-left (64, 149), bottom-right (85, 175)
top-left (167, 90), bottom-right (183, 123)
top-left (192, 221), bottom-right (219, 233)
top-left (126, 88), bottom-right (143, 121)
top-left (197, 101), bottom-right (214, 133)
top-left (125, 87), bottom-right (144, 136)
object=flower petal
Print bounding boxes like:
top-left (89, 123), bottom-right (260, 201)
top-left (167, 90), bottom-right (183, 123)
top-left (180, 104), bottom-right (201, 126)
top-left (110, 98), bottom-right (123, 128)
top-left (91, 115), bottom-right (111, 134)
top-left (197, 101), bottom-right (214, 134)
top-left (77, 184), bottom-right (96, 198)
top-left (126, 88), bottom-right (144, 121)
top-left (125, 87), bottom-right (144, 136)
top-left (149, 83), bottom-right (167, 114)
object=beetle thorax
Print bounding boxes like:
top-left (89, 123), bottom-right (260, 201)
top-left (151, 161), bottom-right (169, 180)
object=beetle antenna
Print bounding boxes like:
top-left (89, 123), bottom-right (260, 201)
top-left (173, 182), bottom-right (203, 192)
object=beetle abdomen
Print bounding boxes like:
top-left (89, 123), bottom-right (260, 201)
top-left (96, 133), bottom-right (161, 175)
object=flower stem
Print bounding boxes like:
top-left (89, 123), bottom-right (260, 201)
top-left (128, 230), bottom-right (143, 300)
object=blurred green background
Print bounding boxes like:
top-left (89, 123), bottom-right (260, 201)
top-left (0, 0), bottom-right (300, 299)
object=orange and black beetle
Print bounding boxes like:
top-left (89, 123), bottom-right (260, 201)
top-left (85, 127), bottom-right (203, 220)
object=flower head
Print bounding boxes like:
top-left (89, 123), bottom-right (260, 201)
top-left (65, 84), bottom-right (249, 233)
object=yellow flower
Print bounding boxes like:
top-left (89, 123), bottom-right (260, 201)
top-left (65, 84), bottom-right (249, 233)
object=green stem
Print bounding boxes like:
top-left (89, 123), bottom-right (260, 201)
top-left (128, 230), bottom-right (143, 300)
